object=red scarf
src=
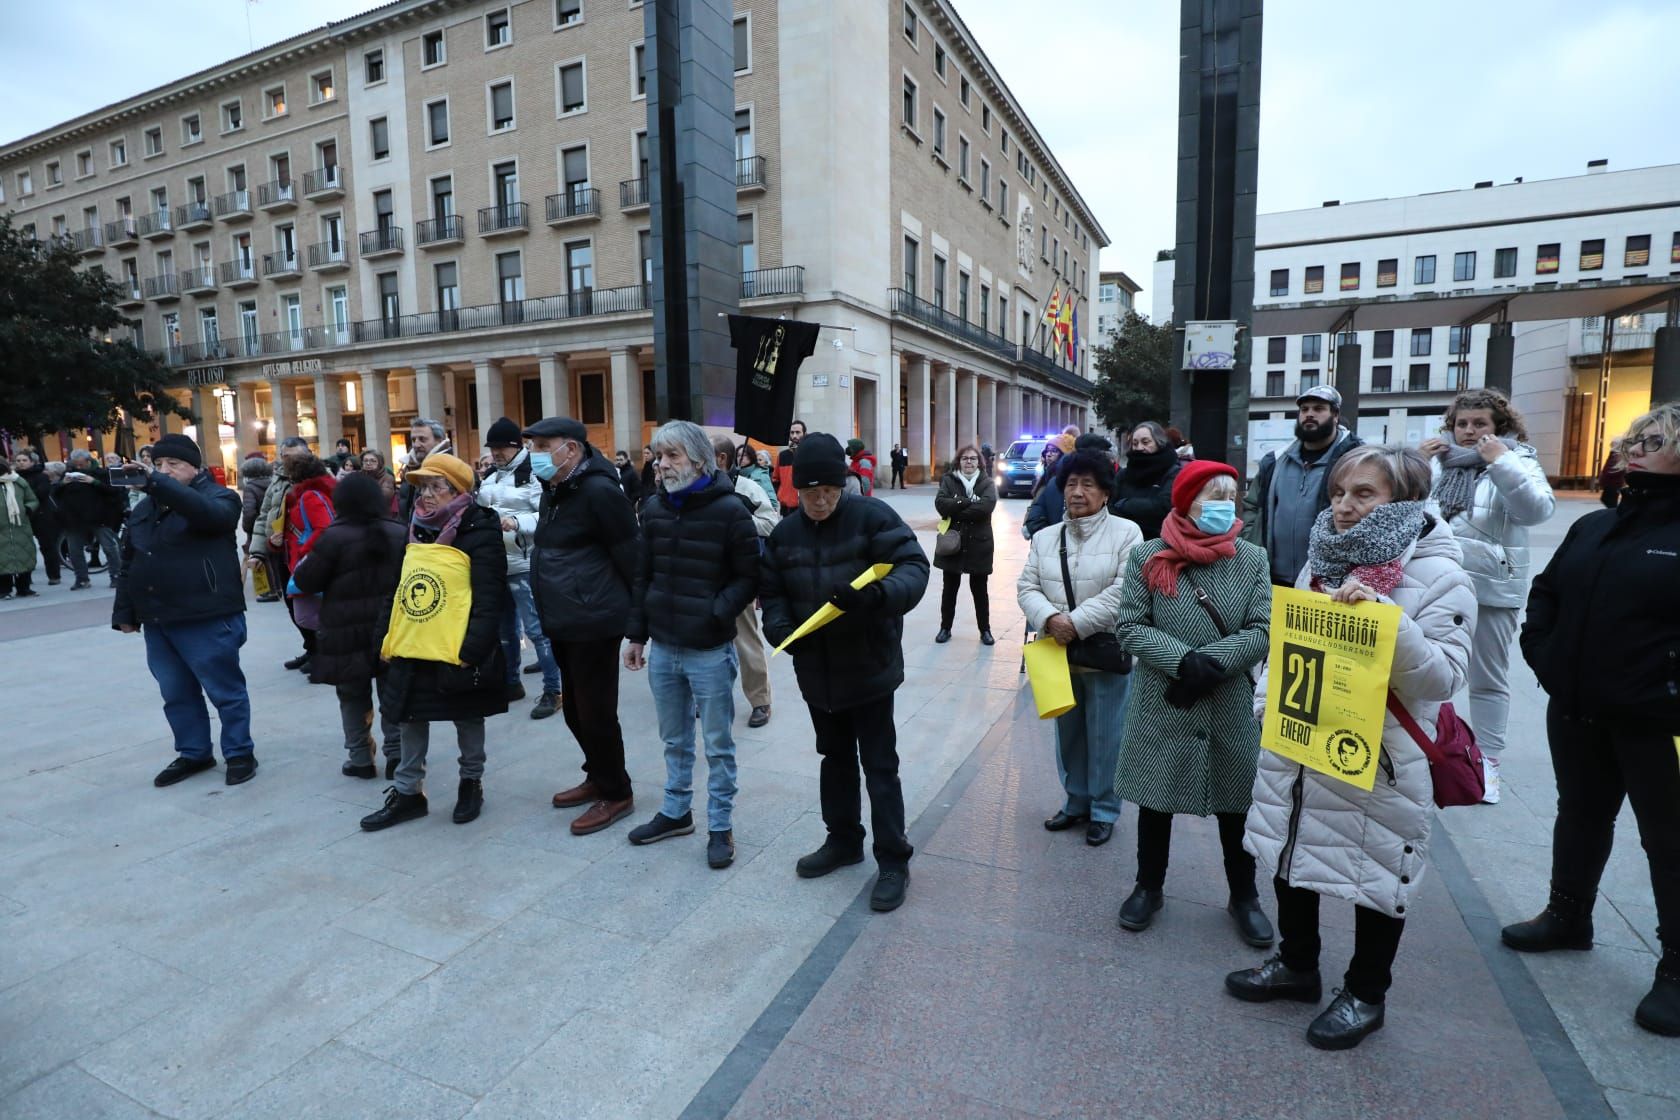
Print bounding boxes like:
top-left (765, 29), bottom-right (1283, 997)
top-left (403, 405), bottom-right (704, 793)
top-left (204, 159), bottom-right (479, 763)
top-left (1144, 510), bottom-right (1242, 597)
top-left (1309, 561), bottom-right (1404, 597)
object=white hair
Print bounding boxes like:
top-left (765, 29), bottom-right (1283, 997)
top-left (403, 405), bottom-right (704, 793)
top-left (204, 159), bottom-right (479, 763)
top-left (650, 420), bottom-right (716, 476)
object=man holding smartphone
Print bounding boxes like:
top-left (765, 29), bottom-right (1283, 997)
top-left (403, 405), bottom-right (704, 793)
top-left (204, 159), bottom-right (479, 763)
top-left (113, 434), bottom-right (258, 787)
top-left (55, 449), bottom-right (126, 590)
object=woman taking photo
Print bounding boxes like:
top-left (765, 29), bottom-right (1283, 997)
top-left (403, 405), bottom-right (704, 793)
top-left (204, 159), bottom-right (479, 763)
top-left (1017, 450), bottom-right (1143, 845)
top-left (1110, 421), bottom-right (1183, 540)
top-left (1113, 461), bottom-right (1273, 945)
top-left (360, 453), bottom-right (508, 832)
top-left (290, 473), bottom-right (408, 780)
top-left (1504, 403), bottom-right (1680, 1037)
top-left (934, 445), bottom-right (998, 645)
top-left (1421, 389), bottom-right (1555, 802)
top-left (1229, 446), bottom-right (1475, 1051)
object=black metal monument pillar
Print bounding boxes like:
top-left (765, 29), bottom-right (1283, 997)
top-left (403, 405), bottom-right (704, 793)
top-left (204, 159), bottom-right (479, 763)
top-left (1653, 297), bottom-right (1680, 406)
top-left (1485, 321), bottom-right (1515, 396)
top-left (1170, 0), bottom-right (1262, 472)
top-left (646, 0), bottom-right (739, 424)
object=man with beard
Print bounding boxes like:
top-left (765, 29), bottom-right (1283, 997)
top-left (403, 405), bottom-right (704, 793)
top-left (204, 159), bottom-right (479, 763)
top-left (772, 419), bottom-right (806, 517)
top-left (1241, 385), bottom-right (1364, 586)
top-left (478, 417), bottom-right (561, 719)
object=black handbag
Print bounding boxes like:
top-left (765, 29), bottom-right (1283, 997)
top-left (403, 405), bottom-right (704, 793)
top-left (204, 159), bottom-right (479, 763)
top-left (1058, 526), bottom-right (1132, 674)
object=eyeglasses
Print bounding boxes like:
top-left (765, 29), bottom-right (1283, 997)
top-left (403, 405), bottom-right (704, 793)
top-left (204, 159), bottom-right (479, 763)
top-left (417, 480), bottom-right (455, 497)
top-left (1625, 432), bottom-right (1668, 456)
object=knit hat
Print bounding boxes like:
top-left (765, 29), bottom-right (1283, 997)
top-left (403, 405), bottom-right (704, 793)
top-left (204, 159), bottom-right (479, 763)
top-left (151, 434), bottom-right (203, 469)
top-left (485, 416), bottom-right (523, 448)
top-left (406, 452), bottom-right (474, 495)
top-left (1170, 459), bottom-right (1238, 517)
top-left (845, 438), bottom-right (865, 456)
top-left (1050, 433), bottom-right (1076, 456)
top-left (792, 433), bottom-right (849, 489)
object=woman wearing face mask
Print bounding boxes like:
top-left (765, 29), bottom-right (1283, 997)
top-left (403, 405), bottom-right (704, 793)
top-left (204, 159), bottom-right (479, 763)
top-left (933, 445), bottom-right (998, 645)
top-left (1419, 389), bottom-right (1554, 803)
top-left (1110, 421), bottom-right (1184, 540)
top-left (1231, 446), bottom-right (1474, 1051)
top-left (1504, 404), bottom-right (1680, 1037)
top-left (1113, 461), bottom-right (1273, 944)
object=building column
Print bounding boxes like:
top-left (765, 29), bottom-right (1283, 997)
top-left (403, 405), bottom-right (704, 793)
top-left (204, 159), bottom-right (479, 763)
top-left (906, 353), bottom-right (930, 484)
top-left (360, 370), bottom-right (392, 462)
top-left (997, 380), bottom-right (1019, 446)
top-left (234, 380), bottom-right (260, 461)
top-left (473, 359), bottom-right (505, 449)
top-left (538, 353), bottom-right (571, 419)
top-left (610, 347), bottom-right (637, 456)
top-left (936, 362), bottom-right (957, 472)
top-left (194, 386), bottom-right (223, 472)
top-left (956, 370), bottom-right (978, 451)
top-left (269, 378), bottom-right (298, 444)
top-left (978, 376), bottom-right (998, 452)
top-left (413, 365), bottom-right (448, 426)
top-left (312, 373), bottom-right (343, 452)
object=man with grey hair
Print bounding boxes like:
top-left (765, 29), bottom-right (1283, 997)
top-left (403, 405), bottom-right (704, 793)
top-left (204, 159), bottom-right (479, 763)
top-left (400, 417), bottom-right (451, 521)
top-left (623, 420), bottom-right (759, 868)
top-left (56, 448), bottom-right (126, 590)
top-left (713, 434), bottom-right (778, 727)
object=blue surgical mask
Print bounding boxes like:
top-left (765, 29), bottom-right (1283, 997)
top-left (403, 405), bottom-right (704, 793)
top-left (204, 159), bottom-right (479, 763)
top-left (1194, 500), bottom-right (1236, 535)
top-left (529, 451), bottom-right (558, 481)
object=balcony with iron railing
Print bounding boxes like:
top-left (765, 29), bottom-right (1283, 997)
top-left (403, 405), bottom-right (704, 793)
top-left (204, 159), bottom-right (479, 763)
top-left (175, 201), bottom-right (213, 231)
top-left (142, 273), bottom-right (179, 301)
top-left (544, 188), bottom-right (600, 225)
top-left (104, 218), bottom-right (139, 247)
top-left (304, 165), bottom-right (344, 199)
top-left (307, 241), bottom-right (351, 271)
top-left (219, 259), bottom-right (259, 288)
top-left (619, 178), bottom-right (649, 211)
top-left (735, 155), bottom-right (768, 192)
top-left (1016, 344), bottom-right (1091, 393)
top-left (71, 227), bottom-right (104, 255)
top-left (478, 202), bottom-right (529, 236)
top-left (115, 281), bottom-right (144, 306)
top-left (887, 287), bottom-right (1015, 360)
top-left (162, 339), bottom-right (239, 366)
top-left (258, 179), bottom-right (297, 211)
top-left (741, 266), bottom-right (803, 299)
top-left (214, 190), bottom-right (253, 221)
top-left (136, 211), bottom-right (174, 240)
top-left (262, 251), bottom-right (302, 279)
top-left (179, 266), bottom-right (217, 295)
top-left (415, 215), bottom-right (465, 248)
top-left (359, 226), bottom-right (404, 257)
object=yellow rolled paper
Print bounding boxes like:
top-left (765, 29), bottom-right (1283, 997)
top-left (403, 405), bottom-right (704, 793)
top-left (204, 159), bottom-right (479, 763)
top-left (1023, 636), bottom-right (1076, 719)
top-left (772, 563), bottom-right (894, 655)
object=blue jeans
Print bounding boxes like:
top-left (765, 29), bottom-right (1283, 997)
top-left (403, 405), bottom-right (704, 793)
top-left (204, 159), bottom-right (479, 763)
top-left (500, 572), bottom-right (560, 693)
top-left (143, 614), bottom-right (254, 761)
top-left (649, 640), bottom-right (738, 832)
top-left (1054, 669), bottom-right (1131, 823)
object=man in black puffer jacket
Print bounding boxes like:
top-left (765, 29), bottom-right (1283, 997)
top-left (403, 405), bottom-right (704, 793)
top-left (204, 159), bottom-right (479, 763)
top-left (524, 416), bottom-right (643, 837)
top-left (761, 433), bottom-right (930, 912)
top-left (112, 434), bottom-right (257, 788)
top-left (622, 421), bottom-right (759, 869)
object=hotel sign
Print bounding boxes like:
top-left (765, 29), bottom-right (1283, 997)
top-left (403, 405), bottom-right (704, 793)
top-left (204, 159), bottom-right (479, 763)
top-left (261, 359), bottom-right (326, 378)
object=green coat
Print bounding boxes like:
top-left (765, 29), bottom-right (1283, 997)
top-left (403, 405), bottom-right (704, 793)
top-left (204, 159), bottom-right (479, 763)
top-left (1115, 537), bottom-right (1271, 816)
top-left (0, 476), bottom-right (41, 575)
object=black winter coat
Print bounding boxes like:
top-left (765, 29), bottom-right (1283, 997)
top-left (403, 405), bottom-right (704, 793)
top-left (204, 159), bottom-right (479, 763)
top-left (1109, 447), bottom-right (1182, 540)
top-left (628, 472), bottom-right (759, 649)
top-left (1521, 471), bottom-right (1680, 723)
top-left (933, 472), bottom-right (997, 575)
top-left (290, 517), bottom-right (408, 685)
top-left (18, 463), bottom-right (59, 530)
top-left (54, 468), bottom-right (126, 531)
top-left (112, 472), bottom-right (245, 628)
top-left (383, 504), bottom-right (510, 722)
top-left (530, 449), bottom-right (642, 641)
top-left (1024, 476), bottom-right (1064, 538)
top-left (761, 495), bottom-right (931, 712)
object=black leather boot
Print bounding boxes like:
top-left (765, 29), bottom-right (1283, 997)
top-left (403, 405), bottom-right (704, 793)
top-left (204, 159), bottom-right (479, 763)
top-left (1228, 896), bottom-right (1275, 948)
top-left (1117, 885), bottom-right (1164, 931)
top-left (1307, 989), bottom-right (1385, 1050)
top-left (361, 787), bottom-right (428, 831)
top-left (1501, 889), bottom-right (1594, 953)
top-left (1635, 956), bottom-right (1680, 1037)
top-left (1225, 954), bottom-right (1323, 1004)
top-left (452, 778), bottom-right (483, 824)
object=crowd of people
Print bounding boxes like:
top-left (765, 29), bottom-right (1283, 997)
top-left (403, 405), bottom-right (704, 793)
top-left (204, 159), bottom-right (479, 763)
top-left (6, 382), bottom-right (1674, 1047)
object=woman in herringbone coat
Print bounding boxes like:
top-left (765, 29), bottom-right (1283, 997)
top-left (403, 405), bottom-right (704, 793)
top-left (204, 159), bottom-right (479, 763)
top-left (1114, 460), bottom-right (1273, 946)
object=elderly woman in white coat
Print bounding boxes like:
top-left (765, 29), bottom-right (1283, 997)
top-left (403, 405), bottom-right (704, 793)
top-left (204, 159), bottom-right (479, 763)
top-left (1420, 389), bottom-right (1554, 803)
top-left (1227, 445), bottom-right (1475, 1051)
top-left (1017, 450), bottom-right (1144, 847)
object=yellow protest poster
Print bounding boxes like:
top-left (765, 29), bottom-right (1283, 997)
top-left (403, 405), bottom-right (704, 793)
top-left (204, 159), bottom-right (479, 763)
top-left (381, 543), bottom-right (474, 665)
top-left (1023, 636), bottom-right (1077, 719)
top-left (1260, 586), bottom-right (1402, 791)
top-left (250, 562), bottom-right (272, 599)
top-left (772, 563), bottom-right (894, 656)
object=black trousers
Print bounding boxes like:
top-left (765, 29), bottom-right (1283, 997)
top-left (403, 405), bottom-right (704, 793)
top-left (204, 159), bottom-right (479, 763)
top-left (891, 466), bottom-right (906, 489)
top-left (939, 569), bottom-right (990, 631)
top-left (809, 695), bottom-right (912, 868)
top-left (1135, 807), bottom-right (1257, 900)
top-left (1547, 705), bottom-right (1680, 957)
top-left (1274, 877), bottom-right (1406, 1004)
top-left (549, 635), bottom-right (632, 801)
top-left (0, 571), bottom-right (33, 595)
top-left (32, 521), bottom-right (61, 582)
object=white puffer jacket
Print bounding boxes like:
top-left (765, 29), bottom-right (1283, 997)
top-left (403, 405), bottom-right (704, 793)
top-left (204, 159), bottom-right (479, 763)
top-left (1017, 508), bottom-right (1145, 650)
top-left (475, 449), bottom-right (543, 575)
top-left (1246, 518), bottom-right (1476, 919)
top-left (1428, 443), bottom-right (1555, 609)
top-left (733, 472), bottom-right (779, 539)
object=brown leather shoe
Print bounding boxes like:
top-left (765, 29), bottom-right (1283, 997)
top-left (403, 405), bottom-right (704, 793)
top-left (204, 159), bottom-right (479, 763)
top-left (552, 780), bottom-right (598, 809)
top-left (571, 797), bottom-right (634, 836)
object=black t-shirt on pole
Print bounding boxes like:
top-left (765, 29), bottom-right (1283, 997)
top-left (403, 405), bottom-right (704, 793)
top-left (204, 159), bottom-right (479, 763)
top-left (730, 314), bottom-right (821, 444)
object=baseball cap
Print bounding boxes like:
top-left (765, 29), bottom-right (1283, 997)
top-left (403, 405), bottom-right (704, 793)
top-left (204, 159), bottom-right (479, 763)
top-left (1296, 385), bottom-right (1342, 410)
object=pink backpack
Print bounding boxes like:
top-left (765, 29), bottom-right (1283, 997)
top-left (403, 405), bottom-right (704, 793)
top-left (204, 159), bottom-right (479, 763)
top-left (1386, 692), bottom-right (1486, 808)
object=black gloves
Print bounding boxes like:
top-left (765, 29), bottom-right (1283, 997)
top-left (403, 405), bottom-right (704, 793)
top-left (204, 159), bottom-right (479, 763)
top-left (1165, 651), bottom-right (1225, 709)
top-left (829, 582), bottom-right (886, 613)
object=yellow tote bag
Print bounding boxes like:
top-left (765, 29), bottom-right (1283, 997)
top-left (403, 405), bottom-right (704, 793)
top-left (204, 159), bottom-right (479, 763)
top-left (381, 543), bottom-right (473, 665)
top-left (1023, 636), bottom-right (1077, 719)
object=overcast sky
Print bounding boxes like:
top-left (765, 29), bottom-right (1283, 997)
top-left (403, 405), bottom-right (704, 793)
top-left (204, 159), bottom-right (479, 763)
top-left (5, 0), bottom-right (1677, 299)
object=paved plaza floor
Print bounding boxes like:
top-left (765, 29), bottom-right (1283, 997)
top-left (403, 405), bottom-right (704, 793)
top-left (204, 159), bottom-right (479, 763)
top-left (0, 485), bottom-right (1673, 1119)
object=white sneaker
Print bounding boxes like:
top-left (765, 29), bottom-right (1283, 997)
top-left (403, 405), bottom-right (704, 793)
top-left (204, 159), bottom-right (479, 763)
top-left (1480, 756), bottom-right (1501, 805)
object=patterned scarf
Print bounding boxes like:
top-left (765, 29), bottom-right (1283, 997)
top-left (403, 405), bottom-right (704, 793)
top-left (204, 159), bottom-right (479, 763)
top-left (0, 473), bottom-right (23, 527)
top-left (410, 491), bottom-right (475, 546)
top-left (1144, 510), bottom-right (1241, 597)
top-left (1431, 438), bottom-right (1517, 521)
top-left (1307, 501), bottom-right (1425, 595)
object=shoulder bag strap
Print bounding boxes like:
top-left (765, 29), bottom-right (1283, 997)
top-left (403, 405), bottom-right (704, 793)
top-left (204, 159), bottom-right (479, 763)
top-left (1385, 690), bottom-right (1443, 764)
top-left (1185, 571), bottom-right (1256, 687)
top-left (1057, 525), bottom-right (1078, 612)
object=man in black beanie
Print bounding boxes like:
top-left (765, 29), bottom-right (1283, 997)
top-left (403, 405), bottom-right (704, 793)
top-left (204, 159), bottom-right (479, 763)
top-left (760, 432), bottom-right (930, 911)
top-left (114, 433), bottom-right (257, 787)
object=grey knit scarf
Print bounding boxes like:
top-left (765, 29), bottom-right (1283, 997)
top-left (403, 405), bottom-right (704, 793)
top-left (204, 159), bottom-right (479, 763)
top-left (1431, 439), bottom-right (1517, 521)
top-left (1308, 501), bottom-right (1427, 588)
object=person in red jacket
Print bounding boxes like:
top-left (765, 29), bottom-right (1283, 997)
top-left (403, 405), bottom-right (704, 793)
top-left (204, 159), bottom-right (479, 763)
top-left (280, 453), bottom-right (336, 676)
top-left (772, 419), bottom-right (806, 515)
top-left (845, 439), bottom-right (877, 496)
